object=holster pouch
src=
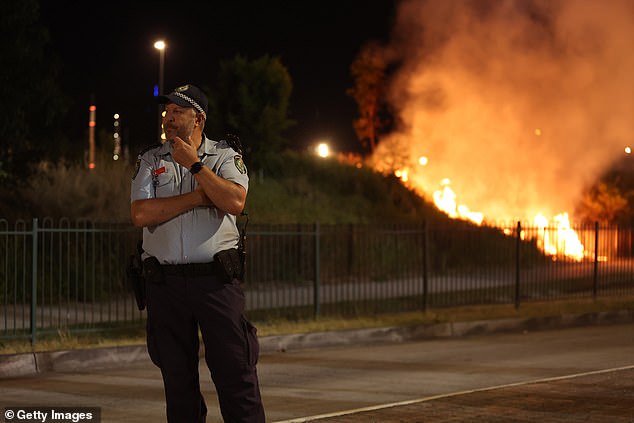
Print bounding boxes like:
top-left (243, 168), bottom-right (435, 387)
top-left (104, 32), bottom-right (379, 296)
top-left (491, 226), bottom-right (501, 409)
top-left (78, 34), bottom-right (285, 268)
top-left (214, 248), bottom-right (243, 284)
top-left (143, 256), bottom-right (165, 285)
top-left (126, 253), bottom-right (146, 311)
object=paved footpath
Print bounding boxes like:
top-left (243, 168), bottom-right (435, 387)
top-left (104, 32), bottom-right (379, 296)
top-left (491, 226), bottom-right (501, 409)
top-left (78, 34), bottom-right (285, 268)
top-left (284, 367), bottom-right (634, 422)
top-left (2, 321), bottom-right (634, 422)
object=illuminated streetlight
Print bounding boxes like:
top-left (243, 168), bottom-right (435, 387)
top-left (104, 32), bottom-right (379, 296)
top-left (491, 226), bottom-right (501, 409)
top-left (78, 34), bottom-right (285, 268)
top-left (154, 40), bottom-right (166, 141)
top-left (625, 146), bottom-right (631, 154)
top-left (154, 40), bottom-right (166, 95)
top-left (316, 142), bottom-right (330, 158)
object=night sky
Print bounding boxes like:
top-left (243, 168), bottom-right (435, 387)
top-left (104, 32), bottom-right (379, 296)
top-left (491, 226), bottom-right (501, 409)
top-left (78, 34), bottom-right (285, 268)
top-left (39, 0), bottom-right (396, 156)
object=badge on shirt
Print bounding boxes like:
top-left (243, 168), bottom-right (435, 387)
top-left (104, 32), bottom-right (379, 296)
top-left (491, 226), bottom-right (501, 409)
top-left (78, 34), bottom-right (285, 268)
top-left (152, 166), bottom-right (166, 177)
top-left (234, 155), bottom-right (247, 174)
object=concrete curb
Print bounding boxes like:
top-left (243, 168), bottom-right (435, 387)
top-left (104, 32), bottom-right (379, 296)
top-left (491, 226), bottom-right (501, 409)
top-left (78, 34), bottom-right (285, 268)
top-left (0, 345), bottom-right (150, 379)
top-left (259, 309), bottom-right (634, 353)
top-left (2, 309), bottom-right (633, 379)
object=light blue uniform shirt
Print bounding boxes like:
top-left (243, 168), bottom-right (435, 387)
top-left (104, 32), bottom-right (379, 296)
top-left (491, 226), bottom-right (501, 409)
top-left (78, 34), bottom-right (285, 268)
top-left (130, 135), bottom-right (249, 264)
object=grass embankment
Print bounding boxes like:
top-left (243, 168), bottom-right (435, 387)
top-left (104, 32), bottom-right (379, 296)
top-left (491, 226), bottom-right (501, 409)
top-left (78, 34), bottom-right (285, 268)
top-left (2, 296), bottom-right (633, 355)
top-left (0, 150), bottom-right (446, 224)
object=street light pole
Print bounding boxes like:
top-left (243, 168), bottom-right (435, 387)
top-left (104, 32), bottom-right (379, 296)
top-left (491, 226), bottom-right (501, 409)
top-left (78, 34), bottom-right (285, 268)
top-left (154, 40), bottom-right (166, 142)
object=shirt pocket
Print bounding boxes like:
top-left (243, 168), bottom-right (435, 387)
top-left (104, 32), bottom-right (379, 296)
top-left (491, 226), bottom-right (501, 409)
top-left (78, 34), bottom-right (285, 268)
top-left (154, 168), bottom-right (175, 197)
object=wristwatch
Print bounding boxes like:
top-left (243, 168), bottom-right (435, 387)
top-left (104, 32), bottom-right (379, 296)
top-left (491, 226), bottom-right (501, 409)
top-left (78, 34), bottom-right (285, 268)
top-left (190, 161), bottom-right (203, 175)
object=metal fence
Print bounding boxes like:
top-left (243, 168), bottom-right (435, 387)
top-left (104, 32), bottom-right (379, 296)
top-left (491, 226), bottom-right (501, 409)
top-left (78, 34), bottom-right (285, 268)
top-left (2, 218), bottom-right (634, 344)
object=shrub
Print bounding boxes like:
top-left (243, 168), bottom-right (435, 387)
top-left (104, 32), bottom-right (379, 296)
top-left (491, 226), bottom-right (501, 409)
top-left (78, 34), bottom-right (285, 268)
top-left (1, 155), bottom-right (133, 222)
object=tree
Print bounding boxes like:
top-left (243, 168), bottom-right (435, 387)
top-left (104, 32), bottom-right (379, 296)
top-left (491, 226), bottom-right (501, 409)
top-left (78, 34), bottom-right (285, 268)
top-left (576, 182), bottom-right (630, 224)
top-left (347, 43), bottom-right (390, 154)
top-left (0, 0), bottom-right (67, 182)
top-left (207, 55), bottom-right (294, 169)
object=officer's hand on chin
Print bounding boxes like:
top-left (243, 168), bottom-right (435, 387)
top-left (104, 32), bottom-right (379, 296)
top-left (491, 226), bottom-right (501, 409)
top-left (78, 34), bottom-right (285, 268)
top-left (171, 136), bottom-right (198, 168)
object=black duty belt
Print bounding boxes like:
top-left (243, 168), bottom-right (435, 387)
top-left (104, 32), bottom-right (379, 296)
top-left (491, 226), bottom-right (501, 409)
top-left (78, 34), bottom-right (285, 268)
top-left (161, 261), bottom-right (217, 277)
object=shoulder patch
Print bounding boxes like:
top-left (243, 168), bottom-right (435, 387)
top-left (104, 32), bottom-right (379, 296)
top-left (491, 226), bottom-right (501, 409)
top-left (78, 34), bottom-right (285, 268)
top-left (133, 143), bottom-right (161, 180)
top-left (234, 155), bottom-right (247, 174)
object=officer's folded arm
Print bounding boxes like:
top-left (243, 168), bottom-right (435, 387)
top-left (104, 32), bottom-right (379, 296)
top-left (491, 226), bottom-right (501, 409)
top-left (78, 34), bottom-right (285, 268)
top-left (130, 177), bottom-right (246, 228)
top-left (193, 165), bottom-right (246, 216)
top-left (130, 188), bottom-right (211, 228)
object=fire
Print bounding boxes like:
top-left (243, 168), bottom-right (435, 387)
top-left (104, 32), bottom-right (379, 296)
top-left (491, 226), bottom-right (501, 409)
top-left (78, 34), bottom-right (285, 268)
top-left (432, 179), bottom-right (483, 225)
top-left (388, 163), bottom-right (587, 260)
top-left (358, 0), bottom-right (634, 264)
top-left (394, 169), bottom-right (409, 182)
top-left (534, 213), bottom-right (585, 261)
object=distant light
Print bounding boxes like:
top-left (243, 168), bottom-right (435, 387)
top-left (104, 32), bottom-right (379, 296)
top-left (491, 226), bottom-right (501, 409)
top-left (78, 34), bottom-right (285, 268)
top-left (114, 133), bottom-right (119, 139)
top-left (88, 162), bottom-right (96, 170)
top-left (440, 178), bottom-right (451, 186)
top-left (89, 121), bottom-right (96, 127)
top-left (154, 40), bottom-right (166, 50)
top-left (316, 143), bottom-right (330, 158)
top-left (418, 156), bottom-right (428, 166)
top-left (153, 85), bottom-right (159, 97)
top-left (89, 105), bottom-right (96, 112)
top-left (113, 113), bottom-right (119, 119)
top-left (113, 154), bottom-right (119, 161)
top-left (535, 128), bottom-right (542, 136)
top-left (626, 146), bottom-right (632, 154)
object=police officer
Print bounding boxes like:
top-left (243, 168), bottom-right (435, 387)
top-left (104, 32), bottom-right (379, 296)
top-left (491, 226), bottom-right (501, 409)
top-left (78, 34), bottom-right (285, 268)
top-left (130, 84), bottom-right (265, 422)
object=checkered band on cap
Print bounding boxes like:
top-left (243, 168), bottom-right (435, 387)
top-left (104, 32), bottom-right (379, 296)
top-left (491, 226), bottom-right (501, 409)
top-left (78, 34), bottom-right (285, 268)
top-left (173, 92), bottom-right (205, 115)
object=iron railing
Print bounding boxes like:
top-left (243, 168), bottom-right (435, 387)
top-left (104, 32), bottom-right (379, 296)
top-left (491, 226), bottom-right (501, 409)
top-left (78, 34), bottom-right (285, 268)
top-left (2, 218), bottom-right (634, 344)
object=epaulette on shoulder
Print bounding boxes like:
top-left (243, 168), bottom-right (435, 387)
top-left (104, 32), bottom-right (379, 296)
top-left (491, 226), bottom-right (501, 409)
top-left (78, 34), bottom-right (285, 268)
top-left (137, 143), bottom-right (162, 157)
top-left (225, 133), bottom-right (243, 155)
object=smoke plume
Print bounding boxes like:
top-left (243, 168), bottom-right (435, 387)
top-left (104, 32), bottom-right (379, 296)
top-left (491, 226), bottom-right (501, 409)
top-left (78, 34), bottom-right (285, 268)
top-left (372, 0), bottom-right (634, 222)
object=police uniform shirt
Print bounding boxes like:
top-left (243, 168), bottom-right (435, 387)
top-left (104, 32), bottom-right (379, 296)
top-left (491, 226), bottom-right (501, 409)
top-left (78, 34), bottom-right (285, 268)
top-left (131, 135), bottom-right (249, 264)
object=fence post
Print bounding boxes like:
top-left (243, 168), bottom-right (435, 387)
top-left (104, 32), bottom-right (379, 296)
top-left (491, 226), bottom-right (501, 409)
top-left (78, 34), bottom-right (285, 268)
top-left (593, 221), bottom-right (599, 300)
top-left (31, 218), bottom-right (39, 346)
top-left (313, 223), bottom-right (321, 319)
top-left (515, 221), bottom-right (521, 309)
top-left (422, 220), bottom-right (429, 312)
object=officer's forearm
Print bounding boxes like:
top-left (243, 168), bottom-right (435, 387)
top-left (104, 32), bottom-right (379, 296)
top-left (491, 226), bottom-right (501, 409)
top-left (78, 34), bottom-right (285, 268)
top-left (131, 191), bottom-right (207, 227)
top-left (194, 167), bottom-right (246, 215)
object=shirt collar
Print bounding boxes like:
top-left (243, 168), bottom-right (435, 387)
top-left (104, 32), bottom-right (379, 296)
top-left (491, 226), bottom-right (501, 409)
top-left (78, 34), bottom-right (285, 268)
top-left (200, 134), bottom-right (216, 155)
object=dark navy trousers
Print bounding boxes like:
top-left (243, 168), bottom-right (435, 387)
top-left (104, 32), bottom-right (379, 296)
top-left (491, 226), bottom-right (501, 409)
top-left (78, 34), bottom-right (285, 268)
top-left (146, 272), bottom-right (265, 423)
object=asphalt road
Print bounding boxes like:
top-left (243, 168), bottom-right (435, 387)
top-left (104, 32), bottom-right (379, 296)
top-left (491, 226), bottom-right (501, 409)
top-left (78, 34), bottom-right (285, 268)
top-left (1, 322), bottom-right (633, 422)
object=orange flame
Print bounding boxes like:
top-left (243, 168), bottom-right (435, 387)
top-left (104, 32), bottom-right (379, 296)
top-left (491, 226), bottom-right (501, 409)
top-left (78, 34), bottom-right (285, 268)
top-left (534, 213), bottom-right (585, 261)
top-left (432, 179), bottom-right (483, 225)
top-left (388, 162), bottom-right (587, 260)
